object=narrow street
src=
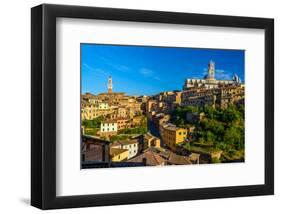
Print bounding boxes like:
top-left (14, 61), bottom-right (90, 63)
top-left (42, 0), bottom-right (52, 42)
top-left (147, 117), bottom-right (168, 148)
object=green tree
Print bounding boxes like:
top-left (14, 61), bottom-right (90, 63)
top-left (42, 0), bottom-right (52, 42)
top-left (182, 104), bottom-right (245, 162)
top-left (82, 116), bottom-right (104, 128)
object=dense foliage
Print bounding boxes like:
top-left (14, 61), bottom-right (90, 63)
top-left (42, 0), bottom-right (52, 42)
top-left (82, 117), bottom-right (104, 136)
top-left (82, 116), bottom-right (104, 128)
top-left (84, 128), bottom-right (99, 136)
top-left (172, 105), bottom-right (245, 162)
top-left (171, 106), bottom-right (199, 128)
top-left (118, 126), bottom-right (147, 135)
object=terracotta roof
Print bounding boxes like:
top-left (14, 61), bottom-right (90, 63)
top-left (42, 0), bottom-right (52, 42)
top-left (143, 132), bottom-right (155, 140)
top-left (110, 142), bottom-right (122, 148)
top-left (102, 120), bottom-right (117, 124)
top-left (98, 92), bottom-right (125, 95)
top-left (115, 117), bottom-right (130, 121)
top-left (144, 147), bottom-right (170, 159)
top-left (143, 147), bottom-right (194, 165)
top-left (110, 140), bottom-right (139, 150)
top-left (82, 93), bottom-right (96, 98)
top-left (83, 135), bottom-right (110, 144)
top-left (110, 148), bottom-right (128, 156)
top-left (162, 123), bottom-right (183, 131)
top-left (168, 153), bottom-right (192, 165)
top-left (117, 139), bottom-right (139, 145)
top-left (128, 150), bottom-right (166, 166)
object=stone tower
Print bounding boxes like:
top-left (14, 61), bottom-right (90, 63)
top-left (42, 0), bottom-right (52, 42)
top-left (107, 76), bottom-right (113, 93)
top-left (207, 60), bottom-right (215, 80)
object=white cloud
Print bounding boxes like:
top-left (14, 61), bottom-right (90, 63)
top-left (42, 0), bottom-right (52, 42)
top-left (83, 63), bottom-right (92, 70)
top-left (99, 56), bottom-right (130, 73)
top-left (216, 69), bottom-right (225, 74)
top-left (113, 64), bottom-right (129, 72)
top-left (215, 70), bottom-right (232, 80)
top-left (139, 68), bottom-right (162, 81)
top-left (92, 68), bottom-right (110, 76)
top-left (139, 68), bottom-right (154, 76)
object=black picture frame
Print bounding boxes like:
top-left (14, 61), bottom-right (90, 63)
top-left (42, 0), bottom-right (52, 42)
top-left (31, 4), bottom-right (274, 210)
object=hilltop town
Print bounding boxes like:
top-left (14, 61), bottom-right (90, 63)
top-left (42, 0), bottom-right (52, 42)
top-left (81, 61), bottom-right (245, 168)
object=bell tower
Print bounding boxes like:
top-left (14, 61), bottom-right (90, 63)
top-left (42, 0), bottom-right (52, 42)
top-left (107, 76), bottom-right (113, 93)
top-left (208, 60), bottom-right (215, 79)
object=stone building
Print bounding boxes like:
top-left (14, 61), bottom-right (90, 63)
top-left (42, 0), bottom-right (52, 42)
top-left (115, 117), bottom-right (131, 130)
top-left (111, 139), bottom-right (139, 159)
top-left (152, 113), bottom-right (171, 131)
top-left (82, 135), bottom-right (110, 163)
top-left (100, 120), bottom-right (118, 138)
top-left (81, 104), bottom-right (112, 120)
top-left (181, 85), bottom-right (244, 108)
top-left (160, 123), bottom-right (188, 152)
top-left (146, 100), bottom-right (158, 113)
top-left (143, 132), bottom-right (161, 149)
top-left (110, 148), bottom-right (129, 162)
top-left (182, 61), bottom-right (241, 90)
top-left (186, 112), bottom-right (205, 123)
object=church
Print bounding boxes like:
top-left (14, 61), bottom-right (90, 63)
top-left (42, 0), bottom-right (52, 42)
top-left (182, 61), bottom-right (241, 90)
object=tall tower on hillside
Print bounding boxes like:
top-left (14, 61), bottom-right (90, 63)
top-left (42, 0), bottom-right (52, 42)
top-left (107, 76), bottom-right (113, 93)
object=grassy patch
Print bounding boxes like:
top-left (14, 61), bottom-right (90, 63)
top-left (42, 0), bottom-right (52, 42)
top-left (84, 128), bottom-right (99, 136)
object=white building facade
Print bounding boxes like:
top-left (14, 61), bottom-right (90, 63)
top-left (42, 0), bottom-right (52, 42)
top-left (122, 142), bottom-right (138, 159)
top-left (100, 121), bottom-right (118, 133)
top-left (111, 140), bottom-right (139, 159)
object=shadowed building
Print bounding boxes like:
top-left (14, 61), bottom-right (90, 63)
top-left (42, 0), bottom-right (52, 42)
top-left (82, 135), bottom-right (110, 163)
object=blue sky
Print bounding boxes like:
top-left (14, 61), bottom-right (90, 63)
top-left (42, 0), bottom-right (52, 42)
top-left (81, 44), bottom-right (245, 96)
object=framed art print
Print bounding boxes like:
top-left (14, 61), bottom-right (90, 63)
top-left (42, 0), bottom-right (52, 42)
top-left (31, 4), bottom-right (274, 209)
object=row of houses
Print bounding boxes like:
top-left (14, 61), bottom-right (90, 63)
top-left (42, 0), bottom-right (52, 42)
top-left (99, 116), bottom-right (145, 138)
top-left (181, 85), bottom-right (245, 109)
top-left (81, 93), bottom-right (142, 121)
top-left (82, 134), bottom-right (200, 167)
top-left (82, 132), bottom-right (161, 163)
